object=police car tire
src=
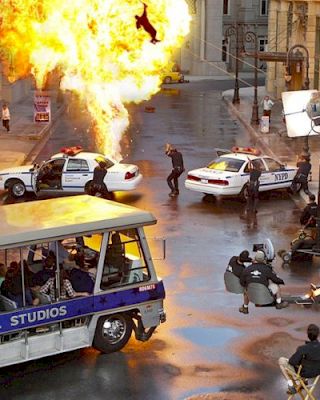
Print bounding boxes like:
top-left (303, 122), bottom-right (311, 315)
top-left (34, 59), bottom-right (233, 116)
top-left (8, 179), bottom-right (26, 198)
top-left (281, 262), bottom-right (290, 270)
top-left (239, 184), bottom-right (249, 202)
top-left (164, 76), bottom-right (171, 84)
top-left (202, 194), bottom-right (216, 203)
top-left (282, 253), bottom-right (291, 263)
top-left (93, 313), bottom-right (133, 353)
top-left (84, 181), bottom-right (93, 195)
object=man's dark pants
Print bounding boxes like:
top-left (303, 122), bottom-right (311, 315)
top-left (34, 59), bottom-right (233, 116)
top-left (292, 174), bottom-right (311, 195)
top-left (2, 119), bottom-right (9, 132)
top-left (167, 168), bottom-right (183, 192)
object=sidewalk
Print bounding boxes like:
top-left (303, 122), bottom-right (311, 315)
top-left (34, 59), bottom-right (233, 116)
top-left (0, 89), bottom-right (65, 169)
top-left (185, 71), bottom-right (265, 82)
top-left (222, 86), bottom-right (320, 203)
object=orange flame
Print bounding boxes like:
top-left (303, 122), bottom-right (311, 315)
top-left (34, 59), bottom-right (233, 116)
top-left (0, 0), bottom-right (190, 159)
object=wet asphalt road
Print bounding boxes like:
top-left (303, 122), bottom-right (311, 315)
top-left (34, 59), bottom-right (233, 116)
top-left (1, 80), bottom-right (320, 400)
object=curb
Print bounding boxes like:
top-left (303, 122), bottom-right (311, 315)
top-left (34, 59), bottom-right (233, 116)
top-left (24, 103), bottom-right (66, 164)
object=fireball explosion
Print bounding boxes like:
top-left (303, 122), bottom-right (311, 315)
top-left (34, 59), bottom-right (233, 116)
top-left (0, 0), bottom-right (190, 158)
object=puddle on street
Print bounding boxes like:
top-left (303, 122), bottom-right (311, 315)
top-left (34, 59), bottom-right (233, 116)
top-left (175, 326), bottom-right (240, 347)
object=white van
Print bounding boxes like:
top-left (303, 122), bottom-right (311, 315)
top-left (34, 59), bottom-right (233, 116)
top-left (0, 195), bottom-right (166, 367)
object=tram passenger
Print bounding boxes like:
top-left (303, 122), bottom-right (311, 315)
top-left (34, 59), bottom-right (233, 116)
top-left (48, 241), bottom-right (70, 262)
top-left (0, 263), bottom-right (7, 287)
top-left (105, 232), bottom-right (126, 273)
top-left (69, 263), bottom-right (95, 294)
top-left (1, 261), bottom-right (39, 307)
top-left (31, 252), bottom-right (56, 287)
top-left (40, 269), bottom-right (90, 302)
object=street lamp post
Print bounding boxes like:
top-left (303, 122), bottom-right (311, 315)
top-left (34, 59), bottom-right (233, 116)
top-left (286, 44), bottom-right (310, 159)
top-left (225, 24), bottom-right (241, 104)
top-left (244, 31), bottom-right (259, 125)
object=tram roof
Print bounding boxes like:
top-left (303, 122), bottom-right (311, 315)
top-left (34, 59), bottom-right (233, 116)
top-left (0, 195), bottom-right (156, 248)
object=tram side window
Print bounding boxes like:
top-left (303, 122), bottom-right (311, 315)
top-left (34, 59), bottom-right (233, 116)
top-left (0, 235), bottom-right (102, 310)
top-left (101, 229), bottom-right (151, 290)
top-left (0, 250), bottom-right (39, 310)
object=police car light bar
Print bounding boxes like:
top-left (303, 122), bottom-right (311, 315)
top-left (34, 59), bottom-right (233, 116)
top-left (231, 146), bottom-right (261, 156)
top-left (60, 146), bottom-right (83, 156)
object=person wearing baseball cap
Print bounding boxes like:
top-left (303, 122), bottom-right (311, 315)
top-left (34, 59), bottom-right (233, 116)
top-left (239, 250), bottom-right (288, 314)
top-left (226, 250), bottom-right (252, 279)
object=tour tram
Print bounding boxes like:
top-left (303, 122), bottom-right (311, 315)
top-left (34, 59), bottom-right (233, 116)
top-left (0, 195), bottom-right (166, 368)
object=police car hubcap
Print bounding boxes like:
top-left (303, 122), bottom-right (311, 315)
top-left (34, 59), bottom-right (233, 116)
top-left (13, 183), bottom-right (25, 196)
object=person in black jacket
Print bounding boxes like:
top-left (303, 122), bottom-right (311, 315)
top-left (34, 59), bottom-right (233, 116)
top-left (239, 250), bottom-right (288, 314)
top-left (165, 143), bottom-right (185, 197)
top-left (226, 250), bottom-right (251, 278)
top-left (292, 154), bottom-right (312, 195)
top-left (69, 265), bottom-right (94, 294)
top-left (245, 161), bottom-right (261, 228)
top-left (1, 261), bottom-right (38, 307)
top-left (300, 194), bottom-right (317, 227)
top-left (91, 160), bottom-right (108, 196)
top-left (279, 324), bottom-right (320, 395)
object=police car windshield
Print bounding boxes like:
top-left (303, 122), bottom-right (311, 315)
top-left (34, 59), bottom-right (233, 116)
top-left (207, 157), bottom-right (244, 172)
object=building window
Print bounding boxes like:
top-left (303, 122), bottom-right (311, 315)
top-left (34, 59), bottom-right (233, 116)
top-left (223, 0), bottom-right (229, 15)
top-left (259, 37), bottom-right (268, 52)
top-left (260, 0), bottom-right (268, 16)
top-left (222, 40), bottom-right (227, 62)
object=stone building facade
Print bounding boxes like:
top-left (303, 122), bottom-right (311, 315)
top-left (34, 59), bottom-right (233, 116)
top-left (223, 0), bottom-right (269, 73)
top-left (179, 0), bottom-right (226, 75)
top-left (179, 0), bottom-right (269, 75)
top-left (267, 0), bottom-right (320, 98)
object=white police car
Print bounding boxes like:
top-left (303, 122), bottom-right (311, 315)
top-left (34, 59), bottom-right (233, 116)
top-left (0, 146), bottom-right (143, 198)
top-left (185, 147), bottom-right (297, 199)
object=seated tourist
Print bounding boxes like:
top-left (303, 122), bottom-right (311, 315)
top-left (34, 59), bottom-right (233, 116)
top-left (31, 251), bottom-right (56, 287)
top-left (40, 269), bottom-right (90, 302)
top-left (69, 263), bottom-right (95, 294)
top-left (105, 232), bottom-right (126, 273)
top-left (1, 261), bottom-right (39, 307)
top-left (48, 241), bottom-right (70, 262)
top-left (0, 263), bottom-right (7, 287)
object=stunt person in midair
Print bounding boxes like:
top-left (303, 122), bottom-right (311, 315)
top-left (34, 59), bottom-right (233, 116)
top-left (135, 2), bottom-right (160, 44)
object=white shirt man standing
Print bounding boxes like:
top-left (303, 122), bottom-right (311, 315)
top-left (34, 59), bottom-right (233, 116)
top-left (262, 95), bottom-right (274, 122)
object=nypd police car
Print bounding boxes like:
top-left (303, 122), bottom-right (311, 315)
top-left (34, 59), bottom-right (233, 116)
top-left (0, 146), bottom-right (142, 198)
top-left (185, 147), bottom-right (297, 199)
